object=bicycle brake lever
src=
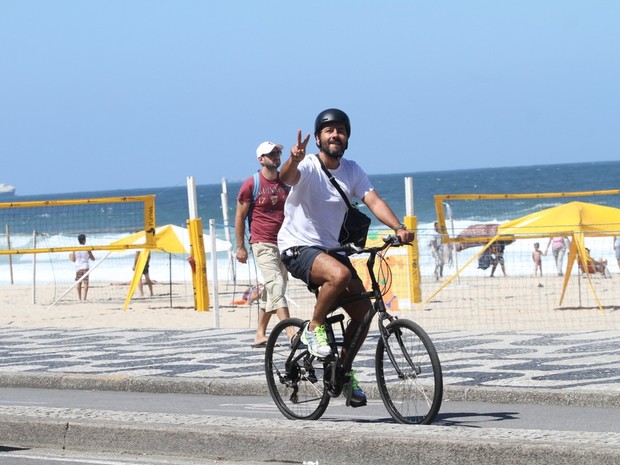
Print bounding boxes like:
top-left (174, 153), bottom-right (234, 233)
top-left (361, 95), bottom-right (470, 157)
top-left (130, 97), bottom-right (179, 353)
top-left (384, 234), bottom-right (415, 246)
top-left (383, 234), bottom-right (401, 245)
top-left (347, 243), bottom-right (363, 254)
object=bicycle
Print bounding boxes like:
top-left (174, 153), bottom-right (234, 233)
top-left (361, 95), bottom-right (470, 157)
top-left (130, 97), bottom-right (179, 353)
top-left (264, 235), bottom-right (443, 424)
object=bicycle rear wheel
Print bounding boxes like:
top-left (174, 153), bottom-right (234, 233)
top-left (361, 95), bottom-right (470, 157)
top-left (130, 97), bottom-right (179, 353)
top-left (375, 319), bottom-right (443, 424)
top-left (265, 318), bottom-right (330, 420)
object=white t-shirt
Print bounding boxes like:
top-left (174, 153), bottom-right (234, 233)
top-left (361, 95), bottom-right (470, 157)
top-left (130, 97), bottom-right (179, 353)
top-left (74, 250), bottom-right (91, 271)
top-left (277, 154), bottom-right (374, 251)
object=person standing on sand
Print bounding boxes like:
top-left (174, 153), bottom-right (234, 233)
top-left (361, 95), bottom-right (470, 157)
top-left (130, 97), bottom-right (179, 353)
top-left (545, 236), bottom-right (569, 276)
top-left (235, 141), bottom-right (292, 348)
top-left (430, 221), bottom-right (452, 280)
top-left (69, 234), bottom-right (95, 301)
top-left (489, 243), bottom-right (507, 277)
top-left (133, 251), bottom-right (154, 297)
top-left (532, 242), bottom-right (544, 277)
top-left (430, 222), bottom-right (444, 280)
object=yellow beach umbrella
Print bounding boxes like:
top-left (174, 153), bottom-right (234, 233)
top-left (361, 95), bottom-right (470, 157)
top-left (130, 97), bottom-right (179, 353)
top-left (111, 224), bottom-right (190, 254)
top-left (110, 224), bottom-right (231, 309)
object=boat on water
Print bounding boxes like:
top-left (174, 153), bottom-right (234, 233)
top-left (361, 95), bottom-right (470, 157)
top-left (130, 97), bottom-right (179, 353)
top-left (0, 183), bottom-right (16, 197)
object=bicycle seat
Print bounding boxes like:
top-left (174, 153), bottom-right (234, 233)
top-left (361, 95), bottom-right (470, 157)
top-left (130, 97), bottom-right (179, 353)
top-left (326, 314), bottom-right (345, 325)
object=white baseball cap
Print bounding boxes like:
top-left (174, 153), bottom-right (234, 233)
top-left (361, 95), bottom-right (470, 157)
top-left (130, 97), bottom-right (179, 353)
top-left (256, 141), bottom-right (284, 159)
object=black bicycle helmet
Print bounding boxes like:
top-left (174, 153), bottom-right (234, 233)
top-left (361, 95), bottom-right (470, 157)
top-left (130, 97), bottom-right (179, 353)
top-left (314, 108), bottom-right (351, 137)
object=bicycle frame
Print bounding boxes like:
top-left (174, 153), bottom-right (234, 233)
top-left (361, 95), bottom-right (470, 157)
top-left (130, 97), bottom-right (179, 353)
top-left (315, 236), bottom-right (407, 392)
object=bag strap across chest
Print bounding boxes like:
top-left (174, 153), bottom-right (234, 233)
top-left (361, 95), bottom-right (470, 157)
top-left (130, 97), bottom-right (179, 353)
top-left (316, 155), bottom-right (354, 209)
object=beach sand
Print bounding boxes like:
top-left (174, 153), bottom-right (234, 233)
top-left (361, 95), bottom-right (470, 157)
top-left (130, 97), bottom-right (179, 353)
top-left (1, 273), bottom-right (618, 332)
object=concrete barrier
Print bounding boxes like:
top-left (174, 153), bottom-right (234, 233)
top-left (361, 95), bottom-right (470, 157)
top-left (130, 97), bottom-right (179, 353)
top-left (0, 408), bottom-right (618, 465)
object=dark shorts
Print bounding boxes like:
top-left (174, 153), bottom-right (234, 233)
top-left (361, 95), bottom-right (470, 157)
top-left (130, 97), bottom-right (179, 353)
top-left (75, 268), bottom-right (89, 283)
top-left (280, 246), bottom-right (359, 288)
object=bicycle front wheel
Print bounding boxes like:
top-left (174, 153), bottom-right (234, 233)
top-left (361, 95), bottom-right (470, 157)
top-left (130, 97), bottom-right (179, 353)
top-left (265, 318), bottom-right (330, 420)
top-left (375, 319), bottom-right (443, 424)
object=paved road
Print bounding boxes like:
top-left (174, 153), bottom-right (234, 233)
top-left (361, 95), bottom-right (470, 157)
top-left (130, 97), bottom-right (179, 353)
top-left (0, 387), bottom-right (618, 433)
top-left (0, 326), bottom-right (618, 465)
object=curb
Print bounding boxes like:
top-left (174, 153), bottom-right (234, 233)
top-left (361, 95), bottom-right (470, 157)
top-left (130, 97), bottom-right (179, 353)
top-left (1, 371), bottom-right (619, 408)
top-left (0, 407), bottom-right (618, 465)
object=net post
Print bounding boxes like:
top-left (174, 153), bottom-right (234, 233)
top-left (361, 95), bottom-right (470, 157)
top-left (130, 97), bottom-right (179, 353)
top-left (404, 177), bottom-right (421, 303)
top-left (187, 217), bottom-right (210, 311)
top-left (143, 195), bottom-right (156, 248)
top-left (186, 176), bottom-right (210, 312)
top-left (209, 218), bottom-right (220, 327)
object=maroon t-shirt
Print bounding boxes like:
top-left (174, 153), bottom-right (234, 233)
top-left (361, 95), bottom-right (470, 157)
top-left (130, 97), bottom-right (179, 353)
top-left (237, 172), bottom-right (288, 244)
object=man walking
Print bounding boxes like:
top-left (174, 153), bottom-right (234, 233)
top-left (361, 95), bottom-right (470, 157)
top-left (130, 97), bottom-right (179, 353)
top-left (235, 141), bottom-right (292, 348)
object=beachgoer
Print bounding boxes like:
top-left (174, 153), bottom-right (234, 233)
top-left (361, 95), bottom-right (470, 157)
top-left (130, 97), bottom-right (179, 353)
top-left (235, 141), bottom-right (292, 348)
top-left (532, 242), bottom-right (543, 277)
top-left (614, 236), bottom-right (620, 272)
top-left (545, 236), bottom-right (569, 276)
top-left (478, 249), bottom-right (493, 270)
top-left (133, 251), bottom-right (154, 297)
top-left (583, 247), bottom-right (610, 278)
top-left (68, 234), bottom-right (95, 301)
top-left (430, 221), bottom-right (452, 280)
top-left (489, 243), bottom-right (507, 277)
top-left (277, 108), bottom-right (414, 408)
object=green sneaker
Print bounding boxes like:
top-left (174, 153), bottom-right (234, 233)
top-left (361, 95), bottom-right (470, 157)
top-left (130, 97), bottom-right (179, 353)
top-left (301, 323), bottom-right (332, 358)
top-left (345, 370), bottom-right (367, 407)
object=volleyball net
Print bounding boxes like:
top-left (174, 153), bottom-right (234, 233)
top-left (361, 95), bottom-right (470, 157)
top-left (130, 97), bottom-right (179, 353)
top-left (0, 195), bottom-right (156, 254)
top-left (0, 195), bottom-right (196, 309)
top-left (396, 189), bottom-right (620, 332)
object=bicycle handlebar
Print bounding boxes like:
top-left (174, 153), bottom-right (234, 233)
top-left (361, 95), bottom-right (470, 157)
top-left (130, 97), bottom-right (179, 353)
top-left (325, 234), bottom-right (412, 255)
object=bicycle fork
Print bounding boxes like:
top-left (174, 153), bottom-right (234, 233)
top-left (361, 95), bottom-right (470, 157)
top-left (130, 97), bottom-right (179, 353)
top-left (378, 319), bottom-right (421, 380)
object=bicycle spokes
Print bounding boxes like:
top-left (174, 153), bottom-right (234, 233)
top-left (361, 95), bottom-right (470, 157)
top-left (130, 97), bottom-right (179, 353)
top-left (375, 319), bottom-right (443, 425)
top-left (265, 318), bottom-right (331, 420)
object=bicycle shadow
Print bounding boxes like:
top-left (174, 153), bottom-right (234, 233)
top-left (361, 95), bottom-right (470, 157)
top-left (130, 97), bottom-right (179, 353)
top-left (432, 410), bottom-right (520, 427)
top-left (327, 410), bottom-right (519, 427)
top-left (0, 446), bottom-right (30, 452)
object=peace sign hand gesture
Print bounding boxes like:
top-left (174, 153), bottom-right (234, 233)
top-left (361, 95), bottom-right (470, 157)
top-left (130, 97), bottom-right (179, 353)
top-left (290, 130), bottom-right (310, 164)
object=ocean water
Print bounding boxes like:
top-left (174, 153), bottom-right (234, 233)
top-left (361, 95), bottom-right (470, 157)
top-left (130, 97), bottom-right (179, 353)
top-left (3, 160), bottom-right (620, 285)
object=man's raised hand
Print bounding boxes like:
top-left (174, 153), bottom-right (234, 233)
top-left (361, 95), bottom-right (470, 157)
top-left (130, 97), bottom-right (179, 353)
top-left (290, 130), bottom-right (310, 163)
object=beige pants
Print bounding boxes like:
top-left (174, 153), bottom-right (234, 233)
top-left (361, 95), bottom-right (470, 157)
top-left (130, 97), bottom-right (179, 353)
top-left (251, 242), bottom-right (288, 312)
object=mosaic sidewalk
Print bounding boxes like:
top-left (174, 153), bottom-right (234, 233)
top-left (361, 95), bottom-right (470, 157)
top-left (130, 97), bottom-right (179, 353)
top-left (0, 327), bottom-right (618, 391)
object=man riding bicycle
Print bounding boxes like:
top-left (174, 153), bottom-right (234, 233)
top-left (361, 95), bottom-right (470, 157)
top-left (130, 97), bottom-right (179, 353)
top-left (277, 108), bottom-right (413, 407)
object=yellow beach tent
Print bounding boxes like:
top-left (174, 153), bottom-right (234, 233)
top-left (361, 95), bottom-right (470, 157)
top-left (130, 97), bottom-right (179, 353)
top-left (497, 201), bottom-right (620, 309)
top-left (110, 224), bottom-right (231, 309)
top-left (427, 201), bottom-right (620, 311)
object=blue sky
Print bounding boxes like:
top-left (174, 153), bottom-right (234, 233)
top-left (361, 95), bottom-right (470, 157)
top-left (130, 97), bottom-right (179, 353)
top-left (2, 1), bottom-right (619, 196)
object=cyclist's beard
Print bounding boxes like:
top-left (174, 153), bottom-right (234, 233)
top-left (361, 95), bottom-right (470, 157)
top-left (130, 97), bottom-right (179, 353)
top-left (320, 139), bottom-right (348, 159)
